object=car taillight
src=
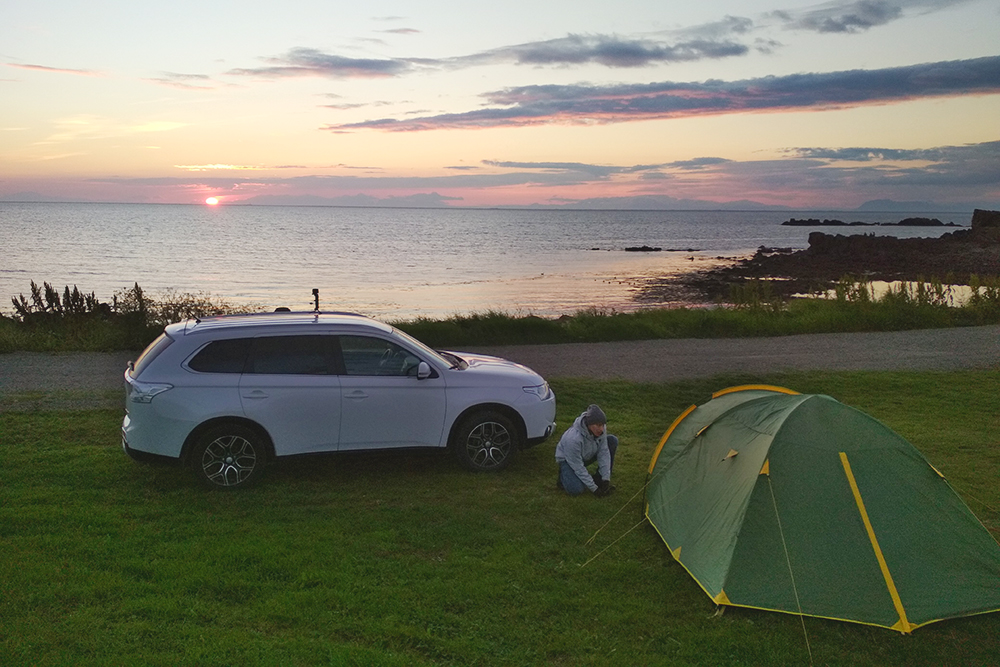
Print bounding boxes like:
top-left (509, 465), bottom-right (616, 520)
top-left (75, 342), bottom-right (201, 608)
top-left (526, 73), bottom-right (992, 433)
top-left (127, 378), bottom-right (173, 403)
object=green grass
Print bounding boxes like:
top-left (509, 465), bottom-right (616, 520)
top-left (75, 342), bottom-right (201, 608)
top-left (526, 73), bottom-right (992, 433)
top-left (2, 370), bottom-right (999, 665)
top-left (391, 298), bottom-right (1000, 349)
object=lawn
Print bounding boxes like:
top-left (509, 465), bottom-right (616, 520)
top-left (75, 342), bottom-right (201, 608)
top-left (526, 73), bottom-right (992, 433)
top-left (2, 370), bottom-right (999, 666)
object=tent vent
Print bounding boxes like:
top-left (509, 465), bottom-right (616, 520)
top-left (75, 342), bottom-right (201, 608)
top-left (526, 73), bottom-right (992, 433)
top-left (723, 449), bottom-right (739, 460)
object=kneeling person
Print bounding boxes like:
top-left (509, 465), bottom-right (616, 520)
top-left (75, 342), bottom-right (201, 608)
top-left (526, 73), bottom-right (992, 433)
top-left (555, 404), bottom-right (618, 497)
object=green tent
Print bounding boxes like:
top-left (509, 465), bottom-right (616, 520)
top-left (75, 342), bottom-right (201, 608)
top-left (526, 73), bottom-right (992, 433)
top-left (645, 385), bottom-right (1000, 633)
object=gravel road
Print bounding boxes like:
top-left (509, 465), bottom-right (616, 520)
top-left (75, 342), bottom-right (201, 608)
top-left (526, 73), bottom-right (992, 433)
top-left (1, 325), bottom-right (998, 411)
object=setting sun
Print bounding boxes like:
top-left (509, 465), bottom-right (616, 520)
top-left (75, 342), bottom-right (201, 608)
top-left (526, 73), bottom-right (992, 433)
top-left (205, 197), bottom-right (219, 205)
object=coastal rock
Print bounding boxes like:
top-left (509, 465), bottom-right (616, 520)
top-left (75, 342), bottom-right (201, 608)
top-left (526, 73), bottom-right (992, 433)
top-left (625, 245), bottom-right (662, 252)
top-left (782, 216), bottom-right (958, 227)
top-left (782, 218), bottom-right (872, 226)
top-left (972, 209), bottom-right (1000, 241)
top-left (674, 210), bottom-right (1000, 301)
top-left (897, 217), bottom-right (951, 226)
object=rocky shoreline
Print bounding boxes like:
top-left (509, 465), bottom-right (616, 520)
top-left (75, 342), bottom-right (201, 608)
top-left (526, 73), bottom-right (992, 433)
top-left (641, 209), bottom-right (1000, 302)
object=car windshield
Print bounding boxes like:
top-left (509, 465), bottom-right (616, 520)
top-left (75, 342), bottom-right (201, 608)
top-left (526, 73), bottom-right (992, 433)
top-left (390, 327), bottom-right (455, 368)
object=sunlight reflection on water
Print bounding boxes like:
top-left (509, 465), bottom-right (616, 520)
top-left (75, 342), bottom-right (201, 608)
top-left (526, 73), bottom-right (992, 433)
top-left (0, 203), bottom-right (966, 319)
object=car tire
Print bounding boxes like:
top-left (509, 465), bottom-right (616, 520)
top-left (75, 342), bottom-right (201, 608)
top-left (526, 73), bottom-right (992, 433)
top-left (452, 410), bottom-right (520, 472)
top-left (191, 424), bottom-right (267, 490)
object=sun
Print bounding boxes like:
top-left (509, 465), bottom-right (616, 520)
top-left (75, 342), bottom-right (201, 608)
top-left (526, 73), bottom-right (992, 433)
top-left (205, 197), bottom-right (219, 206)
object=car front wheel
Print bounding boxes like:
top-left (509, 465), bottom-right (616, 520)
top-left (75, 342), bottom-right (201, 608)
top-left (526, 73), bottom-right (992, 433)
top-left (191, 424), bottom-right (267, 489)
top-left (452, 411), bottom-right (520, 472)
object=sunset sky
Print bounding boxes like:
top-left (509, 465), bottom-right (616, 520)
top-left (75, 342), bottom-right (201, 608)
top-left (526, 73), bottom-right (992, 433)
top-left (2, 0), bottom-right (999, 209)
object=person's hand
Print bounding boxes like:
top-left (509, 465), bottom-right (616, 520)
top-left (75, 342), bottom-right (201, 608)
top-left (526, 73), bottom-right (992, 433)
top-left (594, 480), bottom-right (615, 497)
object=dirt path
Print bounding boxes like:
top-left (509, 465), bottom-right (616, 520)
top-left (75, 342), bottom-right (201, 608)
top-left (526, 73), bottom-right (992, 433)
top-left (475, 325), bottom-right (1000, 382)
top-left (2, 325), bottom-right (998, 411)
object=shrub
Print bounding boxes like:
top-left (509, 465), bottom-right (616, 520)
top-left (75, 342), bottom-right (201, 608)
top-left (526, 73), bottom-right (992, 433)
top-left (4, 281), bottom-right (260, 352)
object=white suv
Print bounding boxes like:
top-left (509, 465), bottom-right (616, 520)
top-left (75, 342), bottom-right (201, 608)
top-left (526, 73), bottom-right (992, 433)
top-left (122, 311), bottom-right (556, 489)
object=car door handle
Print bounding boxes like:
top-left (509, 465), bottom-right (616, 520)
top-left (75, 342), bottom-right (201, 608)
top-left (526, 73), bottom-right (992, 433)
top-left (345, 390), bottom-right (368, 400)
top-left (242, 390), bottom-right (268, 399)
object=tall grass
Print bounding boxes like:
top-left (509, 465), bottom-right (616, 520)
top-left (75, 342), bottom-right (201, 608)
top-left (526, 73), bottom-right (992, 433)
top-left (4, 276), bottom-right (1000, 353)
top-left (1, 281), bottom-right (259, 352)
top-left (395, 276), bottom-right (1000, 347)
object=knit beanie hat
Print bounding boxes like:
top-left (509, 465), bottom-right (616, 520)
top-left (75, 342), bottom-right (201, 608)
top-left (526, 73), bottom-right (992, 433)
top-left (584, 404), bottom-right (607, 426)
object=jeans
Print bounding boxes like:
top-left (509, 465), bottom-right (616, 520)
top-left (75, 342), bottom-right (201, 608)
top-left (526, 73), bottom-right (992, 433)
top-left (558, 434), bottom-right (618, 496)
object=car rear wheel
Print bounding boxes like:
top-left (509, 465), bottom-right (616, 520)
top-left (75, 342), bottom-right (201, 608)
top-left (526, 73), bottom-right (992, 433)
top-left (191, 424), bottom-right (267, 489)
top-left (452, 411), bottom-right (519, 472)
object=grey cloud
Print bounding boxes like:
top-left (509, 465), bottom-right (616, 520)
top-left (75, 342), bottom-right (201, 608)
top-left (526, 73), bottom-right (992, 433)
top-left (482, 160), bottom-right (624, 177)
top-left (788, 141), bottom-right (1000, 187)
top-left (482, 160), bottom-right (693, 177)
top-left (679, 15), bottom-right (756, 39)
top-left (462, 34), bottom-right (750, 68)
top-left (788, 141), bottom-right (1000, 163)
top-left (709, 140), bottom-right (1000, 200)
top-left (228, 47), bottom-right (413, 79)
top-left (145, 71), bottom-right (220, 90)
top-left (328, 56), bottom-right (1000, 131)
top-left (665, 157), bottom-right (733, 170)
top-left (795, 0), bottom-right (902, 32)
top-left (777, 0), bottom-right (970, 34)
top-left (231, 31), bottom-right (757, 82)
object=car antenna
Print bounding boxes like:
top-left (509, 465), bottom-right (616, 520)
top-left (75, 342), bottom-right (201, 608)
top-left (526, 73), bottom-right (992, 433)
top-left (312, 288), bottom-right (320, 313)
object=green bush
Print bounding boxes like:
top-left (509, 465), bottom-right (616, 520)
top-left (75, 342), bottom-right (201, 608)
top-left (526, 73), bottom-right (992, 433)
top-left (2, 281), bottom-right (259, 353)
top-left (5, 275), bottom-right (1000, 353)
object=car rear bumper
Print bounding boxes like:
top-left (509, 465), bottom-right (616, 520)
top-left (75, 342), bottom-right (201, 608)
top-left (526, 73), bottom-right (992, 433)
top-left (122, 427), bottom-right (179, 465)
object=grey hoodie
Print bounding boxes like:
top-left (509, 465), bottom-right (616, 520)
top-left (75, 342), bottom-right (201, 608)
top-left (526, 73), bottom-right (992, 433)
top-left (554, 412), bottom-right (611, 492)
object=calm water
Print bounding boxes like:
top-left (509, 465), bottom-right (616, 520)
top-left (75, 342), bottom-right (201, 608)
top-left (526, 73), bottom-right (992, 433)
top-left (0, 203), bottom-right (969, 319)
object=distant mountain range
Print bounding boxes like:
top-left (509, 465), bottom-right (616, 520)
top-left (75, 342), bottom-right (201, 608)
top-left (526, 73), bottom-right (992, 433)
top-left (231, 193), bottom-right (463, 208)
top-left (229, 194), bottom-right (991, 211)
top-left (854, 199), bottom-right (982, 213)
top-left (1, 190), bottom-right (994, 212)
top-left (0, 191), bottom-right (82, 203)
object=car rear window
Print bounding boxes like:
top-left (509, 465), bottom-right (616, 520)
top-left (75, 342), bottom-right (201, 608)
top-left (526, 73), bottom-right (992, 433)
top-left (188, 338), bottom-right (252, 373)
top-left (132, 333), bottom-right (174, 377)
top-left (247, 336), bottom-right (334, 375)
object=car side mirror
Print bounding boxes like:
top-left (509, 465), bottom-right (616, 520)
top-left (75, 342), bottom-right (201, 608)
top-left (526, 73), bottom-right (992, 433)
top-left (417, 361), bottom-right (431, 379)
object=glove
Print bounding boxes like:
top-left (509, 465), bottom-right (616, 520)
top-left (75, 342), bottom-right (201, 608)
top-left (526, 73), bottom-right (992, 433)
top-left (594, 480), bottom-right (615, 497)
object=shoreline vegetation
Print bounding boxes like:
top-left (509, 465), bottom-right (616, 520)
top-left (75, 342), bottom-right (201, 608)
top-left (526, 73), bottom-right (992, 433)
top-left (3, 273), bottom-right (1000, 353)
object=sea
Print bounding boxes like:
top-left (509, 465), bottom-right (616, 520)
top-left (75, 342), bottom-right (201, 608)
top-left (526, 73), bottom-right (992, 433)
top-left (0, 202), bottom-right (971, 320)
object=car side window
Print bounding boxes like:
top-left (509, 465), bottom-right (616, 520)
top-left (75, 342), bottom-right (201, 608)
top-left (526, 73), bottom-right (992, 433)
top-left (339, 336), bottom-right (421, 377)
top-left (248, 336), bottom-right (334, 375)
top-left (188, 338), bottom-right (251, 373)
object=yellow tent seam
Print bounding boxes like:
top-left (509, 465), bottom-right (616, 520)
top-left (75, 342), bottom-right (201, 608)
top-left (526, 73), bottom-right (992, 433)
top-left (840, 452), bottom-right (913, 634)
top-left (711, 384), bottom-right (800, 399)
top-left (648, 404), bottom-right (697, 474)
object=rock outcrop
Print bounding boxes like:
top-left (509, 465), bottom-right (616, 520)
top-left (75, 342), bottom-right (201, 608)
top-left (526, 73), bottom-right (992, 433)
top-left (973, 209), bottom-right (1000, 241)
top-left (674, 210), bottom-right (1000, 300)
